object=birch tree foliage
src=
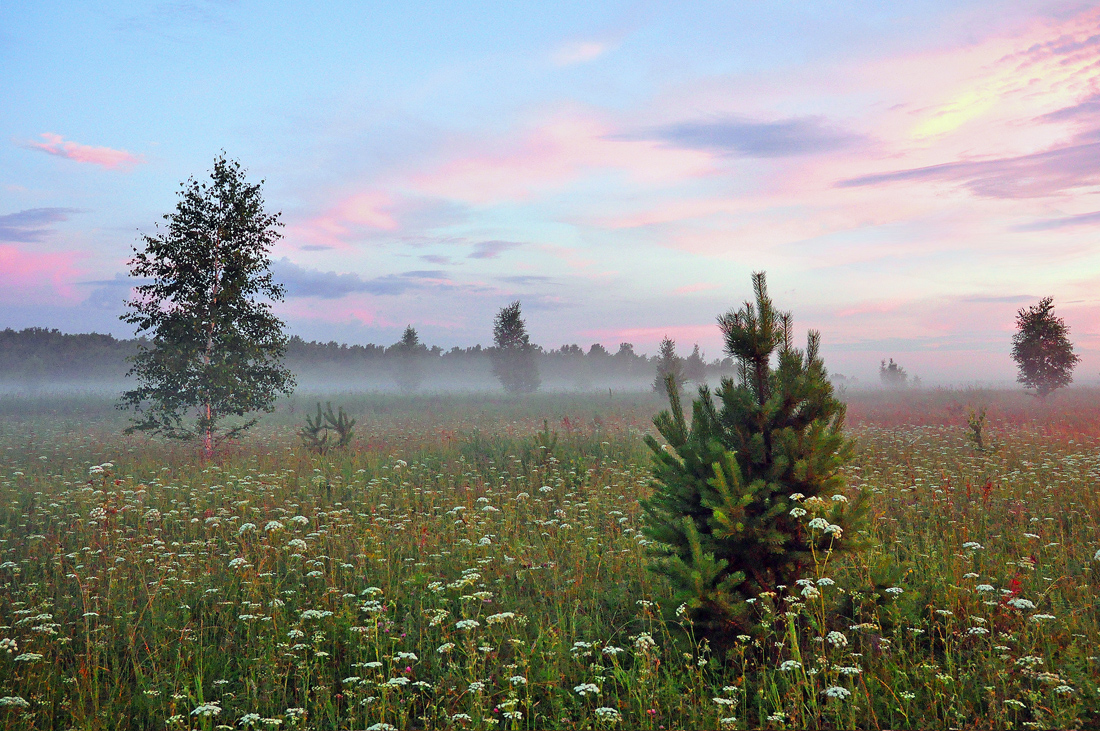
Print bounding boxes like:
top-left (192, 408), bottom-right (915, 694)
top-left (119, 156), bottom-right (294, 453)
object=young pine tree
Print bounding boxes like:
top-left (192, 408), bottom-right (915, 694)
top-left (1012, 297), bottom-right (1079, 400)
top-left (652, 336), bottom-right (687, 393)
top-left (491, 301), bottom-right (540, 394)
top-left (641, 272), bottom-right (867, 646)
top-left (119, 156), bottom-right (295, 456)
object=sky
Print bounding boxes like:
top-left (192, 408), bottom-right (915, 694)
top-left (3, 0), bottom-right (1100, 384)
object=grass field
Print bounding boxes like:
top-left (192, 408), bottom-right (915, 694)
top-left (0, 389), bottom-right (1098, 730)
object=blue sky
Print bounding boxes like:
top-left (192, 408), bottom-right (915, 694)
top-left (3, 0), bottom-right (1100, 383)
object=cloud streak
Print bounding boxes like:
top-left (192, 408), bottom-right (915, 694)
top-left (0, 208), bottom-right (81, 243)
top-left (650, 116), bottom-right (864, 157)
top-left (272, 258), bottom-right (469, 299)
top-left (837, 140), bottom-right (1100, 199)
top-left (25, 133), bottom-right (144, 170)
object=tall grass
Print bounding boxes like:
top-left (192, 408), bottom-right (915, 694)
top-left (0, 391), bottom-right (1097, 729)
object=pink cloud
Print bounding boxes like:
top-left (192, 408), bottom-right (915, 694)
top-left (26, 133), bottom-right (144, 170)
top-left (291, 191), bottom-right (399, 249)
top-left (409, 114), bottom-right (716, 205)
top-left (0, 245), bottom-right (84, 303)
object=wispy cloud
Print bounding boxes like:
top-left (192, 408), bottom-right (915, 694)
top-left (25, 133), bottom-right (144, 170)
top-left (837, 139), bottom-right (1100, 199)
top-left (0, 208), bottom-right (80, 243)
top-left (551, 39), bottom-right (615, 66)
top-left (468, 240), bottom-right (520, 259)
top-left (650, 116), bottom-right (864, 157)
top-left (1012, 210), bottom-right (1100, 232)
top-left (272, 258), bottom-right (473, 299)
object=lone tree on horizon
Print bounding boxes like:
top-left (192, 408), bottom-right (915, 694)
top-left (1011, 296), bottom-right (1079, 400)
top-left (652, 336), bottom-right (686, 394)
top-left (119, 155), bottom-right (295, 456)
top-left (491, 301), bottom-right (540, 394)
top-left (879, 358), bottom-right (908, 389)
top-left (390, 325), bottom-right (427, 393)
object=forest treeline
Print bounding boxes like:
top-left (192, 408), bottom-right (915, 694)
top-left (0, 327), bottom-right (735, 392)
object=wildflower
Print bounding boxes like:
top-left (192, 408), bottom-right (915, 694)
top-left (823, 686), bottom-right (852, 699)
top-left (817, 577), bottom-right (835, 586)
top-left (789, 493), bottom-right (805, 501)
top-left (633, 633), bottom-right (657, 652)
top-left (467, 681), bottom-right (485, 692)
top-left (713, 697), bottom-right (736, 705)
top-left (719, 718), bottom-right (737, 727)
top-left (1030, 614), bottom-right (1057, 623)
top-left (963, 572), bottom-right (979, 579)
top-left (366, 724), bottom-right (396, 731)
top-left (1007, 598), bottom-right (1036, 610)
top-left (808, 517), bottom-right (829, 530)
top-left (509, 675), bottom-right (527, 685)
top-left (968, 627), bottom-right (990, 635)
top-left (831, 494), bottom-right (848, 502)
top-left (191, 702), bottom-right (222, 717)
top-left (823, 524), bottom-right (843, 536)
top-left (789, 507), bottom-right (807, 518)
top-left (1054, 685), bottom-right (1073, 695)
top-left (1004, 699), bottom-right (1026, 709)
top-left (837, 666), bottom-right (861, 675)
top-left (975, 584), bottom-right (995, 593)
top-left (229, 557), bottom-right (249, 569)
top-left (594, 707), bottom-right (621, 722)
top-left (436, 642), bottom-right (455, 654)
top-left (801, 585), bottom-right (821, 599)
top-left (574, 683), bottom-right (600, 696)
top-left (0, 697), bottom-right (29, 708)
top-left (780, 660), bottom-right (802, 671)
top-left (264, 520), bottom-right (284, 532)
top-left (602, 645), bottom-right (624, 656)
top-left (826, 631), bottom-right (848, 647)
top-left (962, 542), bottom-right (983, 550)
top-left (455, 619), bottom-right (480, 631)
top-left (238, 523), bottom-right (257, 535)
top-left (13, 653), bottom-right (43, 662)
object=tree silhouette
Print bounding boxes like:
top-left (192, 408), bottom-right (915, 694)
top-left (1011, 296), bottom-right (1079, 400)
top-left (490, 301), bottom-right (540, 393)
top-left (652, 337), bottom-right (686, 394)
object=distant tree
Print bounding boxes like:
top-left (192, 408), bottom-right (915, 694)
top-left (390, 325), bottom-right (427, 392)
top-left (642, 272), bottom-right (867, 646)
top-left (491, 301), bottom-right (540, 393)
top-left (652, 337), bottom-right (686, 394)
top-left (119, 155), bottom-right (295, 456)
top-left (1012, 296), bottom-right (1079, 400)
top-left (879, 358), bottom-right (908, 389)
top-left (684, 343), bottom-right (707, 384)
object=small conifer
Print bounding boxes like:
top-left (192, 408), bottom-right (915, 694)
top-left (641, 272), bottom-right (867, 647)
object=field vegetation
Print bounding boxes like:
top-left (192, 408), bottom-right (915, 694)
top-left (0, 389), bottom-right (1098, 729)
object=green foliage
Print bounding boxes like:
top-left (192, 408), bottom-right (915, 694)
top-left (118, 156), bottom-right (294, 454)
top-left (490, 301), bottom-right (540, 394)
top-left (652, 337), bottom-right (686, 394)
top-left (1012, 296), bottom-right (1080, 400)
top-left (642, 272), bottom-right (868, 645)
top-left (297, 402), bottom-right (357, 453)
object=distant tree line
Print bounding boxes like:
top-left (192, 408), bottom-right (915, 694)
top-left (0, 325), bottom-right (734, 392)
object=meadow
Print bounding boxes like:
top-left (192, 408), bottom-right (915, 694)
top-left (0, 388), bottom-right (1098, 730)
